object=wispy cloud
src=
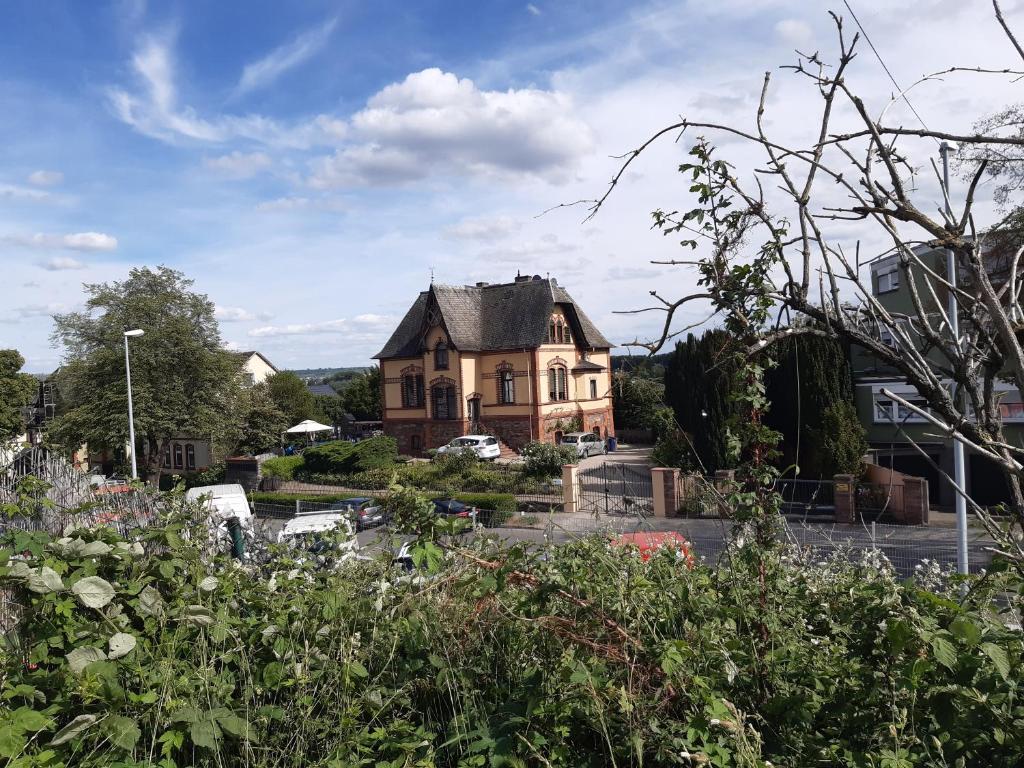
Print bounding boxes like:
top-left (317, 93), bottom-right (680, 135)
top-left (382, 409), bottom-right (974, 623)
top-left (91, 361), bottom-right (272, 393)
top-left (443, 215), bottom-right (522, 241)
top-left (6, 232), bottom-right (118, 251)
top-left (39, 256), bottom-right (86, 271)
top-left (27, 170), bottom-right (64, 187)
top-left (236, 17), bottom-right (338, 95)
top-left (203, 151), bottom-right (272, 178)
top-left (255, 196), bottom-right (349, 213)
top-left (0, 183), bottom-right (50, 201)
top-left (108, 33), bottom-right (347, 148)
top-left (526, 4), bottom-right (542, 16)
top-left (249, 314), bottom-right (391, 337)
top-left (215, 305), bottom-right (273, 322)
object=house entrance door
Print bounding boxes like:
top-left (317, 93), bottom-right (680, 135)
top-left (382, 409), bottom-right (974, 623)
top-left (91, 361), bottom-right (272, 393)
top-left (467, 397), bottom-right (481, 427)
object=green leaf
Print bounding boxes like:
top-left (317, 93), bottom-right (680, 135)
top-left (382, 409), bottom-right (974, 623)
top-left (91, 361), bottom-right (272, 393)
top-left (71, 576), bottom-right (116, 608)
top-left (190, 719), bottom-right (221, 750)
top-left (0, 725), bottom-right (24, 758)
top-left (27, 566), bottom-right (64, 594)
top-left (981, 642), bottom-right (1011, 681)
top-left (214, 712), bottom-right (252, 741)
top-left (198, 576), bottom-right (219, 592)
top-left (49, 714), bottom-right (99, 746)
top-left (949, 616), bottom-right (981, 647)
top-left (103, 715), bottom-right (140, 751)
top-left (137, 585), bottom-right (165, 617)
top-left (931, 635), bottom-right (957, 671)
top-left (79, 541), bottom-right (112, 557)
top-left (11, 707), bottom-right (50, 733)
top-left (348, 660), bottom-right (369, 678)
top-left (262, 661), bottom-right (285, 688)
top-left (66, 646), bottom-right (107, 675)
top-left (182, 605), bottom-right (215, 627)
top-left (108, 632), bottom-right (137, 660)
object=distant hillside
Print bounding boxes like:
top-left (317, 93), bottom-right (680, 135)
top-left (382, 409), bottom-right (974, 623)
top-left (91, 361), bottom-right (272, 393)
top-left (287, 366), bottom-right (370, 384)
top-left (611, 353), bottom-right (670, 374)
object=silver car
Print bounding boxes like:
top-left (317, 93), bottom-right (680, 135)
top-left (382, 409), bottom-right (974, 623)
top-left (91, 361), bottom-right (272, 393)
top-left (561, 432), bottom-right (606, 458)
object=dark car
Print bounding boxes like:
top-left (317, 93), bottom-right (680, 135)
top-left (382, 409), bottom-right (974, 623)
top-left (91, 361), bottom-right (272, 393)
top-left (430, 498), bottom-right (472, 518)
top-left (329, 497), bottom-right (387, 530)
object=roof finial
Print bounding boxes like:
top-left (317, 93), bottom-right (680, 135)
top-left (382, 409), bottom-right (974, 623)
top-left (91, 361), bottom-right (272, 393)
top-left (429, 266), bottom-right (435, 284)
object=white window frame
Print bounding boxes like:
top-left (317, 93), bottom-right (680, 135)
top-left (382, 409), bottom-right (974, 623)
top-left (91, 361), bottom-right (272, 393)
top-left (876, 268), bottom-right (900, 294)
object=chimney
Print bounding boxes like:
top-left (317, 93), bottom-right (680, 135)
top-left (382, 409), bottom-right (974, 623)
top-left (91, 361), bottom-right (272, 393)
top-left (514, 274), bottom-right (531, 283)
top-left (475, 281), bottom-right (488, 287)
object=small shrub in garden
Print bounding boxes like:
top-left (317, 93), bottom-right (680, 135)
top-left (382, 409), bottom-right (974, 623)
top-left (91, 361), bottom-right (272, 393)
top-left (521, 441), bottom-right (577, 477)
top-left (302, 437), bottom-right (397, 475)
top-left (259, 455), bottom-right (304, 480)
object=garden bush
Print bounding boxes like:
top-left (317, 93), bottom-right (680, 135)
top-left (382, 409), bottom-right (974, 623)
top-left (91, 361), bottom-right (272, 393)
top-left (249, 491), bottom-right (375, 505)
top-left (259, 455), bottom-right (304, 480)
top-left (300, 436), bottom-right (397, 475)
top-left (0, 502), bottom-right (1021, 767)
top-left (521, 440), bottom-right (577, 477)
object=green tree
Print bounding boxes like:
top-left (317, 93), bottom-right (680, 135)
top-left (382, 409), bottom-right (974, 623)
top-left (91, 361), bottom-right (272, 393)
top-left (341, 366), bottom-right (381, 421)
top-left (266, 371), bottom-right (316, 426)
top-left (0, 350), bottom-right (37, 443)
top-left (764, 335), bottom-right (867, 479)
top-left (231, 383), bottom-right (288, 456)
top-left (51, 267), bottom-right (242, 484)
top-left (315, 394), bottom-right (350, 428)
top-left (663, 330), bottom-right (738, 472)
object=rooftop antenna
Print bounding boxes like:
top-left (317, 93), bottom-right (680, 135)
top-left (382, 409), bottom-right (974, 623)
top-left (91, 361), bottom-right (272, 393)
top-left (429, 266), bottom-right (435, 284)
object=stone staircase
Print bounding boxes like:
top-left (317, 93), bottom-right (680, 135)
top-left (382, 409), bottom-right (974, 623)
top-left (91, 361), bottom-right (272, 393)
top-left (473, 422), bottom-right (519, 459)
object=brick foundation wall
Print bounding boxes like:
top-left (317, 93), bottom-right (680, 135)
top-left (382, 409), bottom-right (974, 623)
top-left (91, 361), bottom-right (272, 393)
top-left (384, 419), bottom-right (470, 455)
top-left (478, 416), bottom-right (534, 451)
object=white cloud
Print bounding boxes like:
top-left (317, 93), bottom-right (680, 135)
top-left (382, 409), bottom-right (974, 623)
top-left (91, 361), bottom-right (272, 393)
top-left (27, 170), bottom-right (64, 187)
top-left (40, 256), bottom-right (86, 271)
top-left (108, 34), bottom-right (347, 148)
top-left (477, 233), bottom-right (577, 262)
top-left (255, 195), bottom-right (348, 213)
top-left (0, 183), bottom-right (50, 201)
top-left (236, 17), bottom-right (338, 95)
top-left (443, 215), bottom-right (522, 241)
top-left (308, 68), bottom-right (593, 187)
top-left (249, 313), bottom-right (391, 337)
top-left (215, 305), bottom-right (257, 322)
top-left (7, 232), bottom-right (118, 252)
top-left (526, 3), bottom-right (542, 16)
top-left (203, 151), bottom-right (272, 178)
top-left (773, 18), bottom-right (813, 48)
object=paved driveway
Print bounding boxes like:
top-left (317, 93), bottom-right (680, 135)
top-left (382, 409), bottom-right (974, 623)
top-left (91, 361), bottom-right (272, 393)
top-left (577, 443), bottom-right (653, 470)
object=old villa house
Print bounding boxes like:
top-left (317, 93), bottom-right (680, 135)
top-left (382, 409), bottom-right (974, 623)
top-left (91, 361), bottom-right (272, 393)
top-left (375, 274), bottom-right (614, 454)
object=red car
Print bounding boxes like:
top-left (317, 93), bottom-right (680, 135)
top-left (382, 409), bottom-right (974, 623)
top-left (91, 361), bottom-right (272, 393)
top-left (611, 531), bottom-right (695, 567)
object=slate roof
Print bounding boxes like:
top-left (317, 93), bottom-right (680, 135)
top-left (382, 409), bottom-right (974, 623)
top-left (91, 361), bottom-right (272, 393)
top-left (307, 383), bottom-right (340, 398)
top-left (375, 277), bottom-right (613, 359)
top-left (572, 359), bottom-right (606, 372)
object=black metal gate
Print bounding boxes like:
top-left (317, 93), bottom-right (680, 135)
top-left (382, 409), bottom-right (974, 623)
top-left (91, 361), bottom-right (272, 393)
top-left (576, 463), bottom-right (653, 517)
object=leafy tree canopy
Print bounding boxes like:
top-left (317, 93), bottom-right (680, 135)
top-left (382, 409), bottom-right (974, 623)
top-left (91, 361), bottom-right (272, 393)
top-left (0, 350), bottom-right (37, 444)
top-left (340, 366), bottom-right (381, 421)
top-left (266, 371), bottom-right (317, 426)
top-left (50, 266), bottom-right (242, 481)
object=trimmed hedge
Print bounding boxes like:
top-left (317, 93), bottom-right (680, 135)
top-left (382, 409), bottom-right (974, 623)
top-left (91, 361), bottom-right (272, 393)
top-left (249, 491), bottom-right (376, 505)
top-left (449, 492), bottom-right (516, 511)
top-left (302, 436), bottom-right (398, 475)
top-left (260, 455), bottom-right (305, 480)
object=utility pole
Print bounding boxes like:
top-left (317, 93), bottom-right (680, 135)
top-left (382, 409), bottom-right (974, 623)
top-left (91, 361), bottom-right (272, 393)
top-left (940, 141), bottom-right (969, 576)
top-left (124, 329), bottom-right (145, 480)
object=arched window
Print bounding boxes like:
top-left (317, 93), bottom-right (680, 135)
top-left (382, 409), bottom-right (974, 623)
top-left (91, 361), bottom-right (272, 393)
top-left (500, 369), bottom-right (515, 404)
top-left (548, 366), bottom-right (568, 401)
top-left (432, 383), bottom-right (457, 420)
top-left (548, 320), bottom-right (557, 344)
top-left (402, 374), bottom-right (424, 407)
top-left (434, 340), bottom-right (449, 370)
top-left (185, 444), bottom-right (196, 471)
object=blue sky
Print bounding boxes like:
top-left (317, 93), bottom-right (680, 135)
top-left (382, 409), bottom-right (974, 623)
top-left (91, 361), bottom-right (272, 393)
top-left (1, 0), bottom-right (1021, 371)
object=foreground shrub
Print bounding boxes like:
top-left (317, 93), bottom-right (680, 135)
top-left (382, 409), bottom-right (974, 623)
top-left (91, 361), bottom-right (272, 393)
top-left (521, 440), bottom-right (577, 477)
top-left (5, 498), bottom-right (1020, 767)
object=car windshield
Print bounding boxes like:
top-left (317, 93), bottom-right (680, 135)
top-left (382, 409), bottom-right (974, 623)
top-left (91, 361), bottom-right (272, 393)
top-left (561, 436), bottom-right (578, 443)
top-left (451, 438), bottom-right (478, 446)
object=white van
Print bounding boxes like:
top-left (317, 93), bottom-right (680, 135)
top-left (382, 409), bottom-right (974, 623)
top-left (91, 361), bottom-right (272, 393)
top-left (185, 484), bottom-right (254, 529)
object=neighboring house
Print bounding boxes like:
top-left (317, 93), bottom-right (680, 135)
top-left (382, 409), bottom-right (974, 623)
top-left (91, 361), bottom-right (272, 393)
top-left (237, 351), bottom-right (278, 387)
top-left (375, 274), bottom-right (615, 454)
top-left (851, 244), bottom-right (1022, 507)
top-left (307, 383), bottom-right (339, 398)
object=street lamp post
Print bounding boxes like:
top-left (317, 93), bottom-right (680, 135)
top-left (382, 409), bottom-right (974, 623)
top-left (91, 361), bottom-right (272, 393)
top-left (123, 329), bottom-right (145, 480)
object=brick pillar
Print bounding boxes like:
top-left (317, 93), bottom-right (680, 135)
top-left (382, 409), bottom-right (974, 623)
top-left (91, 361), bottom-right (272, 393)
top-left (713, 469), bottom-right (735, 518)
top-left (651, 468), bottom-right (680, 518)
top-left (902, 477), bottom-right (929, 525)
top-left (562, 464), bottom-right (579, 515)
top-left (833, 474), bottom-right (855, 523)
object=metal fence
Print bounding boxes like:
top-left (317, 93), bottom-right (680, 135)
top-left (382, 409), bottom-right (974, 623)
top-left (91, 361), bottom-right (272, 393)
top-left (576, 462), bottom-right (654, 517)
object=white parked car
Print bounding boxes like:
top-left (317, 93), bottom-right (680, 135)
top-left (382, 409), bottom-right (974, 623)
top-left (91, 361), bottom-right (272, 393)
top-left (184, 484), bottom-right (255, 557)
top-left (436, 435), bottom-right (501, 460)
top-left (276, 511), bottom-right (355, 543)
top-left (561, 432), bottom-right (606, 458)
